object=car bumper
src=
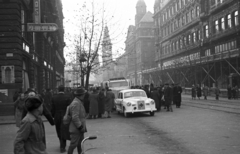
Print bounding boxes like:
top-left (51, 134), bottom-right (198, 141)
top-left (125, 108), bottom-right (157, 114)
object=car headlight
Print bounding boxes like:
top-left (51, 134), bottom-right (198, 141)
top-left (151, 100), bottom-right (155, 104)
top-left (127, 102), bottom-right (131, 106)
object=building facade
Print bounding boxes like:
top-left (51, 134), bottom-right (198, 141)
top-left (126, 0), bottom-right (156, 86)
top-left (0, 0), bottom-right (65, 103)
top-left (150, 0), bottom-right (239, 92)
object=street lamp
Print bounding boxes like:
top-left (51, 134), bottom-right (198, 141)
top-left (79, 54), bottom-right (87, 87)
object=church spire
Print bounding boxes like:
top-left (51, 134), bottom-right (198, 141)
top-left (135, 0), bottom-right (147, 25)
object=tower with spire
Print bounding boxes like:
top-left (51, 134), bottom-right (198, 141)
top-left (102, 26), bottom-right (112, 66)
top-left (135, 0), bottom-right (147, 26)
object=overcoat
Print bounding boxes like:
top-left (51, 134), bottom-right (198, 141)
top-left (191, 87), bottom-right (196, 98)
top-left (98, 90), bottom-right (105, 114)
top-left (150, 88), bottom-right (160, 110)
top-left (69, 97), bottom-right (87, 134)
top-left (89, 91), bottom-right (99, 115)
top-left (105, 90), bottom-right (115, 112)
top-left (14, 98), bottom-right (25, 127)
top-left (51, 92), bottom-right (72, 140)
top-left (173, 86), bottom-right (182, 102)
top-left (164, 87), bottom-right (172, 105)
top-left (196, 87), bottom-right (202, 97)
top-left (202, 86), bottom-right (208, 97)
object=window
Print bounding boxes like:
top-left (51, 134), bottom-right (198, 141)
top-left (227, 14), bottom-right (232, 28)
top-left (205, 25), bottom-right (209, 38)
top-left (175, 2), bottom-right (178, 12)
top-left (184, 36), bottom-right (187, 45)
top-left (196, 6), bottom-right (200, 17)
top-left (234, 11), bottom-right (239, 26)
top-left (188, 34), bottom-right (191, 44)
top-left (183, 0), bottom-right (185, 6)
top-left (186, 13), bottom-right (188, 23)
top-left (21, 9), bottom-right (25, 37)
top-left (1, 66), bottom-right (15, 83)
top-left (221, 17), bottom-right (225, 30)
top-left (193, 32), bottom-right (196, 43)
top-left (215, 20), bottom-right (219, 33)
top-left (198, 30), bottom-right (201, 40)
top-left (176, 41), bottom-right (179, 50)
top-left (180, 39), bottom-right (183, 49)
top-left (179, 0), bottom-right (182, 9)
top-left (191, 9), bottom-right (195, 19)
top-left (182, 16), bottom-right (185, 25)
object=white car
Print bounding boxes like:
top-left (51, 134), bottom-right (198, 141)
top-left (115, 89), bottom-right (157, 117)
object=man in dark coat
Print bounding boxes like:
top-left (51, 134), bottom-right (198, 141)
top-left (51, 85), bottom-right (72, 153)
top-left (174, 83), bottom-right (182, 108)
top-left (164, 83), bottom-right (172, 112)
top-left (98, 88), bottom-right (105, 118)
top-left (150, 87), bottom-right (161, 111)
top-left (44, 88), bottom-right (52, 111)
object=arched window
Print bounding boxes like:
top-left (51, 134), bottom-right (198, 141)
top-left (234, 11), bottom-right (239, 26)
top-left (227, 14), bottom-right (232, 28)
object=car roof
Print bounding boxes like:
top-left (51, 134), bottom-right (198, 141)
top-left (120, 89), bottom-right (145, 93)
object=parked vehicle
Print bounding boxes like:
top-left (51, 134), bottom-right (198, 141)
top-left (115, 89), bottom-right (156, 117)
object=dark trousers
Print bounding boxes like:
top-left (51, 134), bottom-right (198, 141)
top-left (68, 133), bottom-right (84, 154)
top-left (176, 101), bottom-right (181, 107)
top-left (55, 120), bottom-right (66, 149)
top-left (216, 94), bottom-right (219, 100)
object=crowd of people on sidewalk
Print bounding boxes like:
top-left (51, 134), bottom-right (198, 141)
top-left (191, 84), bottom-right (239, 100)
top-left (12, 85), bottom-right (115, 154)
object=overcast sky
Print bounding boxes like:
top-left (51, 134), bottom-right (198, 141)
top-left (62, 0), bottom-right (154, 62)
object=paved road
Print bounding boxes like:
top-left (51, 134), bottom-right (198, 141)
top-left (1, 98), bottom-right (240, 154)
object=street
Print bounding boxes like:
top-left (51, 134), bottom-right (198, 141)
top-left (1, 97), bottom-right (240, 154)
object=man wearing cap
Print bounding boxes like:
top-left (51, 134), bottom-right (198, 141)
top-left (14, 97), bottom-right (47, 154)
top-left (68, 87), bottom-right (87, 154)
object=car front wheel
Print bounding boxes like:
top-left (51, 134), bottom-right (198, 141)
top-left (150, 111), bottom-right (155, 116)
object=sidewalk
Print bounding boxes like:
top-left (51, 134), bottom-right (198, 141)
top-left (182, 94), bottom-right (240, 104)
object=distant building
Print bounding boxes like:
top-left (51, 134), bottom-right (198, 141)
top-left (125, 0), bottom-right (156, 86)
top-left (0, 0), bottom-right (65, 103)
top-left (152, 0), bottom-right (239, 90)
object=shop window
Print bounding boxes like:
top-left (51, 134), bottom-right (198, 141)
top-left (227, 14), bottom-right (232, 28)
top-left (234, 11), bottom-right (239, 26)
top-left (1, 66), bottom-right (15, 83)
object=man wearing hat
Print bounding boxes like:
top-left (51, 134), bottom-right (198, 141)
top-left (68, 87), bottom-right (87, 154)
top-left (14, 97), bottom-right (47, 154)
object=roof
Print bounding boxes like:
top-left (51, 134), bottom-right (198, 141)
top-left (139, 11), bottom-right (153, 23)
top-left (120, 89), bottom-right (145, 93)
top-left (136, 0), bottom-right (146, 7)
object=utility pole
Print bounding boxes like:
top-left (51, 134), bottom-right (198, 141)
top-left (134, 35), bottom-right (137, 86)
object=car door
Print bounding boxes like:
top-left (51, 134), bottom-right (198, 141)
top-left (115, 92), bottom-right (123, 111)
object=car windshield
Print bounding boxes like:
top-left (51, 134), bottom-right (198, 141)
top-left (124, 91), bottom-right (147, 98)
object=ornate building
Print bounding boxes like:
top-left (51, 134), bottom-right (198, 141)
top-left (126, 0), bottom-right (156, 86)
top-left (0, 0), bottom-right (65, 104)
top-left (149, 0), bottom-right (240, 93)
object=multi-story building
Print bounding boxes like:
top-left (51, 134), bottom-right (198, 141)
top-left (126, 0), bottom-right (156, 86)
top-left (0, 0), bottom-right (65, 104)
top-left (152, 0), bottom-right (239, 92)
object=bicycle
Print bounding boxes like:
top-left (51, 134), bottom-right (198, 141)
top-left (81, 135), bottom-right (97, 154)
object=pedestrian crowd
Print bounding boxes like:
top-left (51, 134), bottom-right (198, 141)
top-left (12, 85), bottom-right (115, 154)
top-left (131, 83), bottom-right (183, 112)
top-left (191, 84), bottom-right (239, 100)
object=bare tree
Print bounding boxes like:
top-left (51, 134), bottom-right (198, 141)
top-left (64, 0), bottom-right (125, 88)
